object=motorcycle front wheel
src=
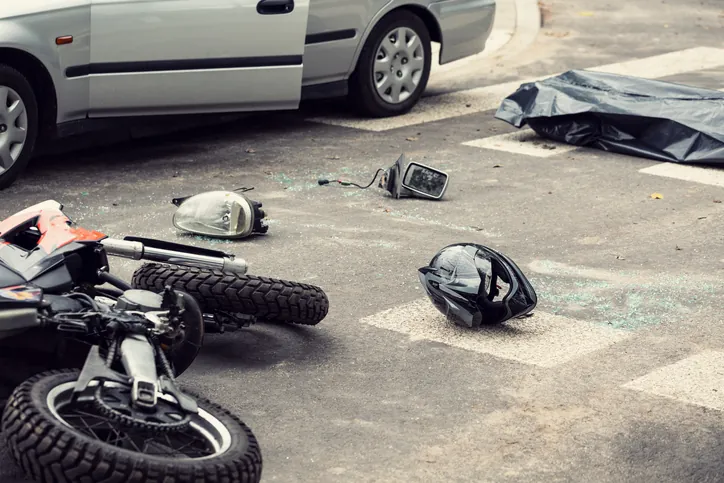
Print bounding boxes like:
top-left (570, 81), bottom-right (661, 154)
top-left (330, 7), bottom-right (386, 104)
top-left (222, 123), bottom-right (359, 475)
top-left (132, 262), bottom-right (329, 326)
top-left (1, 369), bottom-right (262, 483)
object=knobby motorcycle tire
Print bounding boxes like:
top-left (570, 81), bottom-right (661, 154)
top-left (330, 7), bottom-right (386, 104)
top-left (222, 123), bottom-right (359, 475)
top-left (132, 263), bottom-right (329, 326)
top-left (1, 369), bottom-right (262, 483)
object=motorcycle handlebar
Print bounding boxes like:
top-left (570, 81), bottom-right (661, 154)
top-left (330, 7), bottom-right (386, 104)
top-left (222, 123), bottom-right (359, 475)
top-left (100, 238), bottom-right (248, 275)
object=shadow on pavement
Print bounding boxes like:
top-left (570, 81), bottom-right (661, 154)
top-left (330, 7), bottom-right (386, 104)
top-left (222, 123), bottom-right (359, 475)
top-left (195, 321), bottom-right (337, 370)
top-left (25, 111), bottom-right (310, 172)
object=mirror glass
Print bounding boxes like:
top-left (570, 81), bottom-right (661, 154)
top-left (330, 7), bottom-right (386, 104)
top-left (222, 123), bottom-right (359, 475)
top-left (172, 191), bottom-right (253, 238)
top-left (403, 163), bottom-right (447, 198)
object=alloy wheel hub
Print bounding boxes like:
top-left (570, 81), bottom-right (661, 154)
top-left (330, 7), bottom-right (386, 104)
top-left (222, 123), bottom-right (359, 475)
top-left (390, 53), bottom-right (410, 79)
top-left (373, 27), bottom-right (425, 105)
top-left (0, 85), bottom-right (28, 174)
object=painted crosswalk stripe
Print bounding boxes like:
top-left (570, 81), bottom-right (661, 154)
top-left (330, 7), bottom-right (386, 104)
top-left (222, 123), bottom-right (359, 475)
top-left (623, 351), bottom-right (724, 411)
top-left (639, 163), bottom-right (724, 188)
top-left (308, 46), bottom-right (724, 132)
top-left (360, 298), bottom-right (631, 368)
top-left (462, 128), bottom-right (579, 157)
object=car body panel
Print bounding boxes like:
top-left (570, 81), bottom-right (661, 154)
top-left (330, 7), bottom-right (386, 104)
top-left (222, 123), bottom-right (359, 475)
top-left (302, 0), bottom-right (496, 87)
top-left (0, 0), bottom-right (91, 123)
top-left (428, 0), bottom-right (495, 64)
top-left (0, 0), bottom-right (87, 20)
top-left (0, 0), bottom-right (495, 125)
top-left (302, 0), bottom-right (381, 87)
top-left (84, 0), bottom-right (310, 117)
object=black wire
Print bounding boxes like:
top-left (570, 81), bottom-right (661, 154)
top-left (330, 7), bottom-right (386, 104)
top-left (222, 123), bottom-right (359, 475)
top-left (65, 292), bottom-right (100, 311)
top-left (322, 169), bottom-right (385, 190)
top-left (350, 169), bottom-right (385, 189)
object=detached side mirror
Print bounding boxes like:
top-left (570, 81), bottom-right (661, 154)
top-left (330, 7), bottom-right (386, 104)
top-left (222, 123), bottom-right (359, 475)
top-left (378, 154), bottom-right (449, 200)
top-left (401, 162), bottom-right (449, 200)
top-left (172, 191), bottom-right (269, 239)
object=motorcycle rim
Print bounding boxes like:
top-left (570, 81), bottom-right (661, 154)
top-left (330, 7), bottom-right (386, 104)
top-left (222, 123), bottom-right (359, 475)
top-left (46, 380), bottom-right (232, 459)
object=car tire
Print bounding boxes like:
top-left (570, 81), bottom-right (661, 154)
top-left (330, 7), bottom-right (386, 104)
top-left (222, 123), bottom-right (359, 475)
top-left (349, 10), bottom-right (432, 118)
top-left (0, 64), bottom-right (39, 191)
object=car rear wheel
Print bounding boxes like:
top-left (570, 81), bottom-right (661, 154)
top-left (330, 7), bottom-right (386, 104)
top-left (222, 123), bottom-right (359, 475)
top-left (0, 64), bottom-right (38, 191)
top-left (349, 10), bottom-right (432, 118)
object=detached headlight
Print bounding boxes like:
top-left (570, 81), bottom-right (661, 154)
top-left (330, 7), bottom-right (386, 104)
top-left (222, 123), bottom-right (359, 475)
top-left (172, 191), bottom-right (269, 239)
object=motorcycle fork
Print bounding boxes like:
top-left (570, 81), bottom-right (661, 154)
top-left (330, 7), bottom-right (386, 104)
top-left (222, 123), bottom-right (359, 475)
top-left (71, 334), bottom-right (161, 411)
top-left (120, 334), bottom-right (159, 410)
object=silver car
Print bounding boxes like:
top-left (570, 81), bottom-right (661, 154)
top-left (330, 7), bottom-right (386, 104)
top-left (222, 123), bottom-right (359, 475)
top-left (0, 0), bottom-right (496, 189)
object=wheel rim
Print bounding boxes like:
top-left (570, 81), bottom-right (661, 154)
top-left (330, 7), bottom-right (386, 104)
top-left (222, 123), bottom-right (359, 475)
top-left (47, 381), bottom-right (233, 460)
top-left (0, 86), bottom-right (28, 175)
top-left (373, 26), bottom-right (425, 104)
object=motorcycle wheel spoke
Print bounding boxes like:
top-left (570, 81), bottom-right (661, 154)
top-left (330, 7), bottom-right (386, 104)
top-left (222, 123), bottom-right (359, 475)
top-left (134, 431), bottom-right (212, 458)
top-left (64, 413), bottom-right (103, 438)
top-left (171, 437), bottom-right (206, 455)
top-left (105, 427), bottom-right (121, 445)
top-left (86, 419), bottom-right (114, 431)
top-left (163, 432), bottom-right (173, 452)
top-left (59, 401), bottom-right (217, 458)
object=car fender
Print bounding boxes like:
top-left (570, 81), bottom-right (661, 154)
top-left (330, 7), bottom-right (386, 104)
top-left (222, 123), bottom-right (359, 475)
top-left (0, 4), bottom-right (90, 123)
top-left (0, 21), bottom-right (61, 90)
top-left (344, 0), bottom-right (441, 78)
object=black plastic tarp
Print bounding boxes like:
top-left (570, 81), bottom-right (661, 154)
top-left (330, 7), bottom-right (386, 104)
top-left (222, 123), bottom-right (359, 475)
top-left (494, 70), bottom-right (724, 164)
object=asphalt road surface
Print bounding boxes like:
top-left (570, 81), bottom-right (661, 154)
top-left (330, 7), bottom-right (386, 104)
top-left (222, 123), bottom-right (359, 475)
top-left (2, 0), bottom-right (724, 481)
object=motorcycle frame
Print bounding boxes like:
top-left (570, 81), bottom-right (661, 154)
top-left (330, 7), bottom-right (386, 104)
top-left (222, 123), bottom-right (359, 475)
top-left (71, 335), bottom-right (198, 415)
top-left (0, 200), bottom-right (235, 398)
top-left (0, 200), bottom-right (249, 290)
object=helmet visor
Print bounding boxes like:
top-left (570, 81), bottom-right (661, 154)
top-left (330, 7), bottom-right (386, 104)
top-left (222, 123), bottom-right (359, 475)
top-left (489, 249), bottom-right (538, 319)
top-left (419, 243), bottom-right (537, 326)
top-left (427, 244), bottom-right (513, 301)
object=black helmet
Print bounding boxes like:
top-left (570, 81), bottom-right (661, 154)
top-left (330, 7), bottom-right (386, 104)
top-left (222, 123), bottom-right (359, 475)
top-left (418, 243), bottom-right (537, 328)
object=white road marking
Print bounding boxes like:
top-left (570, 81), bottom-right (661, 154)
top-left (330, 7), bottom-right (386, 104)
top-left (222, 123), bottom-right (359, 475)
top-left (623, 351), bottom-right (724, 411)
top-left (462, 128), bottom-right (579, 157)
top-left (639, 163), bottom-right (724, 187)
top-left (308, 46), bottom-right (724, 132)
top-left (360, 298), bottom-right (631, 368)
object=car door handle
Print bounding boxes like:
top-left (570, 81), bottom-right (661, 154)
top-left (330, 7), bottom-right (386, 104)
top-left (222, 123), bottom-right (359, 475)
top-left (257, 0), bottom-right (294, 15)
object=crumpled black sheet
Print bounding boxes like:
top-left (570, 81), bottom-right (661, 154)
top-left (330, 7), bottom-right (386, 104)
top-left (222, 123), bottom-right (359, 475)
top-left (494, 70), bottom-right (724, 164)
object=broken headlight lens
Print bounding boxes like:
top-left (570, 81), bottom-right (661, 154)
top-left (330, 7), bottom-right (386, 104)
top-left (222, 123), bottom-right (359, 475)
top-left (172, 191), bottom-right (268, 239)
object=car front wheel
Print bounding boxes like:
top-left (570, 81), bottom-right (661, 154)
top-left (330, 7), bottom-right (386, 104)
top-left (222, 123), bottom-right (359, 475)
top-left (0, 64), bottom-right (38, 191)
top-left (349, 10), bottom-right (432, 118)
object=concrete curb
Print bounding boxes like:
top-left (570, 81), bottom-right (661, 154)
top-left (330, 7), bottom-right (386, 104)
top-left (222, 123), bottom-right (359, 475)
top-left (429, 0), bottom-right (541, 84)
top-left (503, 0), bottom-right (542, 60)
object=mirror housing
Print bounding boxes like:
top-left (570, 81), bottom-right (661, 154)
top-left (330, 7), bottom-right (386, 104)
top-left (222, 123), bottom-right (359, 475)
top-left (171, 191), bottom-right (269, 239)
top-left (378, 154), bottom-right (449, 200)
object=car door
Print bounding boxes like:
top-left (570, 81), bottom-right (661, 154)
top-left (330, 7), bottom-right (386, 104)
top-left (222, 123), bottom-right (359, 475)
top-left (87, 0), bottom-right (309, 117)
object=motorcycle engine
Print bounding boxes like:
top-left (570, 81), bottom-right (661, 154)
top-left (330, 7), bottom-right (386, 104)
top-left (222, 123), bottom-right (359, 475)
top-left (114, 289), bottom-right (164, 313)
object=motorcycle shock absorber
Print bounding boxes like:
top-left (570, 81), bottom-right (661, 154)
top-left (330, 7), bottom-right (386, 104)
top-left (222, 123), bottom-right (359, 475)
top-left (100, 238), bottom-right (248, 274)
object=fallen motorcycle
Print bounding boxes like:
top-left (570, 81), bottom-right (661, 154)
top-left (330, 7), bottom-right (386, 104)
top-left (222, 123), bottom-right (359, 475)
top-left (0, 200), bottom-right (328, 483)
top-left (132, 190), bottom-right (329, 332)
top-left (131, 260), bottom-right (329, 333)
